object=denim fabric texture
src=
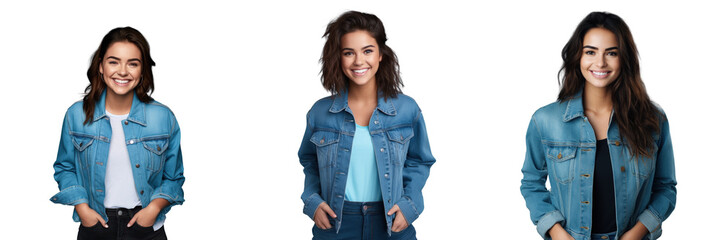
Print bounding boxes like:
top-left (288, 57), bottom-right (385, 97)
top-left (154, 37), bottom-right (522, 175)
top-left (51, 91), bottom-right (185, 226)
top-left (521, 91), bottom-right (676, 240)
top-left (299, 93), bottom-right (435, 236)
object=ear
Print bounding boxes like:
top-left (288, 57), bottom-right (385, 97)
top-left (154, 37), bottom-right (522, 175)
top-left (379, 51), bottom-right (383, 62)
top-left (98, 63), bottom-right (103, 75)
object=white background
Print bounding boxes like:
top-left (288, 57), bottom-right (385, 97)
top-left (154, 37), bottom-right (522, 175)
top-left (0, 0), bottom-right (718, 239)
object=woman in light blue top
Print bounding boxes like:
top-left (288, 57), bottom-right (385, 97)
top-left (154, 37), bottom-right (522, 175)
top-left (520, 12), bottom-right (676, 240)
top-left (51, 27), bottom-right (184, 240)
top-left (299, 11), bottom-right (436, 240)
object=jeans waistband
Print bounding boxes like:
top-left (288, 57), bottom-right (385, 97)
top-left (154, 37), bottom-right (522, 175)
top-left (342, 201), bottom-right (384, 215)
top-left (590, 231), bottom-right (616, 240)
top-left (105, 206), bottom-right (142, 218)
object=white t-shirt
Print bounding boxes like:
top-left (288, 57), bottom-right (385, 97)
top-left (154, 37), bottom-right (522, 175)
top-left (104, 111), bottom-right (163, 231)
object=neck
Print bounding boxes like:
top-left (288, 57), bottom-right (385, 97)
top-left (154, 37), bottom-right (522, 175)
top-left (348, 79), bottom-right (378, 104)
top-left (583, 84), bottom-right (613, 114)
top-left (105, 90), bottom-right (133, 115)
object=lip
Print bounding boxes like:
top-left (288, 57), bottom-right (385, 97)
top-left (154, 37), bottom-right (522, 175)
top-left (112, 78), bottom-right (133, 86)
top-left (351, 68), bottom-right (369, 77)
top-left (590, 70), bottom-right (611, 79)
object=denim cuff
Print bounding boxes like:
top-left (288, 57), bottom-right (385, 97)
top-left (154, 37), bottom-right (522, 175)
top-left (536, 210), bottom-right (564, 238)
top-left (396, 196), bottom-right (420, 224)
top-left (50, 185), bottom-right (88, 206)
top-left (303, 193), bottom-right (324, 220)
top-left (638, 209), bottom-right (662, 239)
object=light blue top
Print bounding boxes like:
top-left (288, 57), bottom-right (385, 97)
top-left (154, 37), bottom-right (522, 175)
top-left (344, 124), bottom-right (382, 202)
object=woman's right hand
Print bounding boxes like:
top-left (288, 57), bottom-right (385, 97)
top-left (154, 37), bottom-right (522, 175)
top-left (313, 202), bottom-right (337, 230)
top-left (75, 203), bottom-right (108, 228)
top-left (549, 223), bottom-right (575, 240)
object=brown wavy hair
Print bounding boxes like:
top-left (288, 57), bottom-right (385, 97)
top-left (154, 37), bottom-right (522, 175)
top-left (83, 27), bottom-right (155, 124)
top-left (558, 12), bottom-right (662, 158)
top-left (321, 11), bottom-right (403, 100)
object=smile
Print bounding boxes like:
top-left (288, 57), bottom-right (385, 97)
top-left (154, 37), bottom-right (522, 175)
top-left (113, 78), bottom-right (132, 85)
top-left (352, 68), bottom-right (369, 76)
top-left (590, 70), bottom-right (611, 78)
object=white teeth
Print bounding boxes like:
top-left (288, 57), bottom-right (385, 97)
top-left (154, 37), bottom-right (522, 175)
top-left (592, 71), bottom-right (608, 76)
top-left (353, 69), bottom-right (368, 74)
top-left (114, 79), bottom-right (129, 84)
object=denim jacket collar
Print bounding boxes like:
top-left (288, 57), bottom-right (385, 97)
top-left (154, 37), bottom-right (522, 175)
top-left (92, 90), bottom-right (147, 126)
top-left (562, 91), bottom-right (584, 122)
top-left (329, 91), bottom-right (397, 116)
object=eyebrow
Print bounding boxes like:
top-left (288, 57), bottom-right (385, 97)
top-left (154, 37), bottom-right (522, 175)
top-left (106, 56), bottom-right (142, 62)
top-left (342, 45), bottom-right (377, 51)
top-left (583, 45), bottom-right (619, 51)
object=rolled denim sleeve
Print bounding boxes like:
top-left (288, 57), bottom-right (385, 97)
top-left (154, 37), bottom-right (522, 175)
top-left (299, 112), bottom-right (324, 219)
top-left (639, 116), bottom-right (677, 240)
top-left (51, 112), bottom-right (89, 206)
top-left (520, 117), bottom-right (565, 238)
top-left (150, 114), bottom-right (185, 208)
top-left (396, 111), bottom-right (435, 225)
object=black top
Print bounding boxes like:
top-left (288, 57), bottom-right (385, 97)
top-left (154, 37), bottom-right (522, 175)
top-left (592, 139), bottom-right (617, 233)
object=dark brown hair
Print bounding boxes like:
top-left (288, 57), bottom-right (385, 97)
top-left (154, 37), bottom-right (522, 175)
top-left (83, 27), bottom-right (155, 124)
top-left (558, 12), bottom-right (661, 158)
top-left (321, 11), bottom-right (403, 99)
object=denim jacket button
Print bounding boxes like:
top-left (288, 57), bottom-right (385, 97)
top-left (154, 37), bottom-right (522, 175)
top-left (380, 148), bottom-right (385, 152)
top-left (615, 141), bottom-right (620, 146)
top-left (129, 140), bottom-right (135, 144)
top-left (157, 146), bottom-right (161, 151)
top-left (136, 164), bottom-right (140, 168)
top-left (374, 120), bottom-right (379, 124)
top-left (620, 166), bottom-right (626, 172)
top-left (79, 142), bottom-right (83, 147)
top-left (557, 153), bottom-right (562, 159)
top-left (384, 173), bottom-right (389, 178)
top-left (320, 138), bottom-right (325, 144)
top-left (124, 121), bottom-right (129, 125)
top-left (140, 190), bottom-right (144, 195)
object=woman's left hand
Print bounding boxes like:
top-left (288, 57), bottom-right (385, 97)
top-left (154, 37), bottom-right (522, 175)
top-left (387, 204), bottom-right (408, 232)
top-left (619, 221), bottom-right (648, 240)
top-left (127, 204), bottom-right (161, 227)
top-left (127, 198), bottom-right (169, 228)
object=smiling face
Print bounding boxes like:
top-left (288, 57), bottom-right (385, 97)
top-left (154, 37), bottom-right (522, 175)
top-left (580, 27), bottom-right (620, 89)
top-left (341, 30), bottom-right (382, 88)
top-left (99, 41), bottom-right (142, 98)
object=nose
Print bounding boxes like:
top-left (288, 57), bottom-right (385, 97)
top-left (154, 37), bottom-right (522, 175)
top-left (353, 53), bottom-right (364, 66)
top-left (118, 64), bottom-right (128, 76)
top-left (595, 54), bottom-right (608, 68)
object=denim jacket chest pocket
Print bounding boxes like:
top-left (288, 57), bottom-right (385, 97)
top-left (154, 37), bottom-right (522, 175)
top-left (386, 126), bottom-right (414, 165)
top-left (310, 130), bottom-right (341, 168)
top-left (139, 135), bottom-right (170, 173)
top-left (544, 143), bottom-right (578, 184)
top-left (70, 132), bottom-right (96, 170)
top-left (627, 142), bottom-right (658, 181)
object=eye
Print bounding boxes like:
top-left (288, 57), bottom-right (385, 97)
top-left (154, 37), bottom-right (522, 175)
top-left (343, 51), bottom-right (354, 56)
top-left (108, 60), bottom-right (119, 65)
top-left (584, 51), bottom-right (595, 56)
top-left (129, 62), bottom-right (140, 67)
top-left (606, 52), bottom-right (618, 57)
top-left (363, 49), bottom-right (373, 54)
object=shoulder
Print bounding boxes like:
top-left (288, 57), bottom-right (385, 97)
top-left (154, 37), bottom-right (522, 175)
top-left (143, 100), bottom-right (179, 128)
top-left (63, 100), bottom-right (86, 124)
top-left (306, 96), bottom-right (334, 117)
top-left (390, 93), bottom-right (420, 111)
top-left (531, 100), bottom-right (564, 123)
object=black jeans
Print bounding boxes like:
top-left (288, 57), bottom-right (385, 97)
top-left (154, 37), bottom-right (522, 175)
top-left (77, 206), bottom-right (167, 240)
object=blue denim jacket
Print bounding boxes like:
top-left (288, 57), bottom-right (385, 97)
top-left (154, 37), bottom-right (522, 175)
top-left (299, 93), bottom-right (435, 235)
top-left (521, 91), bottom-right (676, 240)
top-left (51, 91), bottom-right (185, 225)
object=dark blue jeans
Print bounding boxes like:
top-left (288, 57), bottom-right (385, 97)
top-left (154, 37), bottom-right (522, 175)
top-left (77, 206), bottom-right (167, 240)
top-left (312, 201), bottom-right (416, 240)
